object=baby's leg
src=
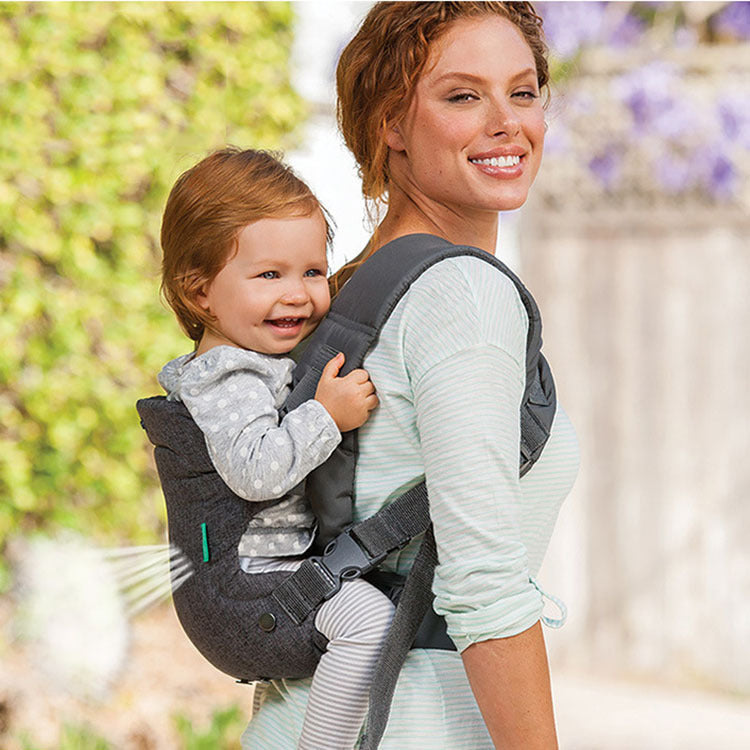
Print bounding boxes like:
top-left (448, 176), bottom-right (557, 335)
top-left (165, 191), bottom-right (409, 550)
top-left (298, 579), bottom-right (395, 750)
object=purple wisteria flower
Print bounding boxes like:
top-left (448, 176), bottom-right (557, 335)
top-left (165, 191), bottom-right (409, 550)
top-left (536, 1), bottom-right (608, 59)
top-left (613, 61), bottom-right (681, 137)
top-left (588, 147), bottom-right (623, 190)
top-left (608, 12), bottom-right (646, 48)
top-left (715, 2), bottom-right (750, 40)
top-left (649, 94), bottom-right (708, 141)
top-left (655, 152), bottom-right (694, 194)
top-left (718, 95), bottom-right (750, 149)
top-left (705, 152), bottom-right (737, 198)
top-left (651, 148), bottom-right (737, 199)
top-left (536, 2), bottom-right (747, 204)
top-left (538, 2), bottom-right (646, 58)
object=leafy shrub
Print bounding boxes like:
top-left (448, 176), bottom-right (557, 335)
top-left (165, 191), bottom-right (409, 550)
top-left (18, 722), bottom-right (111, 750)
top-left (173, 704), bottom-right (245, 750)
top-left (0, 2), bottom-right (305, 568)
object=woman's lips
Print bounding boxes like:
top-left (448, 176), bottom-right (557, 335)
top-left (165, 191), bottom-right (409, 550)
top-left (469, 154), bottom-right (524, 178)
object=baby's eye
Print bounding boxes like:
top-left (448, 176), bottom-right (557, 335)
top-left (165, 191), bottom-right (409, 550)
top-left (304, 268), bottom-right (325, 277)
top-left (258, 271), bottom-right (279, 280)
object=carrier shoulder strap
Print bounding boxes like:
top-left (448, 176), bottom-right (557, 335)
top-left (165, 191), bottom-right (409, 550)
top-left (284, 232), bottom-right (556, 548)
top-left (279, 233), bottom-right (556, 749)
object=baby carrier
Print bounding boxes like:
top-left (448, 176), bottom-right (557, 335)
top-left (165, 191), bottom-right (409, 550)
top-left (136, 233), bottom-right (557, 749)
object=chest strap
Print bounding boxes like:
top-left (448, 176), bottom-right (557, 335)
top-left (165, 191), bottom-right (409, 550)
top-left (272, 482), bottom-right (431, 625)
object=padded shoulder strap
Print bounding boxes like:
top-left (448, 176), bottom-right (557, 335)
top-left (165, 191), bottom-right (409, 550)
top-left (285, 233), bottom-right (556, 547)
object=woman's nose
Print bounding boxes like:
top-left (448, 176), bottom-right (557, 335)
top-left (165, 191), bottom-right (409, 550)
top-left (487, 100), bottom-right (521, 138)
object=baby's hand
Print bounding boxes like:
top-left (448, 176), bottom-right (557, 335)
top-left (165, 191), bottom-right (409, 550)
top-left (314, 352), bottom-right (378, 433)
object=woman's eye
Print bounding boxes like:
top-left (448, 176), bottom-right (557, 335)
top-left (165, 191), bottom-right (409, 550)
top-left (258, 271), bottom-right (278, 280)
top-left (512, 90), bottom-right (539, 101)
top-left (447, 92), bottom-right (478, 103)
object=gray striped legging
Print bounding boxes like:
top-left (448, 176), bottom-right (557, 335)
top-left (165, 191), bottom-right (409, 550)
top-left (244, 557), bottom-right (395, 749)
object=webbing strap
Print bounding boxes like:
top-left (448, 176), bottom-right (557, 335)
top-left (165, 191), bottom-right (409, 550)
top-left (272, 483), bottom-right (431, 626)
top-left (359, 526), bottom-right (439, 750)
top-left (271, 483), bottom-right (435, 750)
top-left (353, 482), bottom-right (430, 558)
top-left (271, 559), bottom-right (337, 625)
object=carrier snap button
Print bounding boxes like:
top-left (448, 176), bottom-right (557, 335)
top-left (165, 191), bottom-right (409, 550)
top-left (258, 613), bottom-right (276, 632)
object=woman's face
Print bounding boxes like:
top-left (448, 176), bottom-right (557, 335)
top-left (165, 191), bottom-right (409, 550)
top-left (387, 15), bottom-right (545, 216)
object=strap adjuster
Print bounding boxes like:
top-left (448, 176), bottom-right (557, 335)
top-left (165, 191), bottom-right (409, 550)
top-left (272, 528), bottom-right (389, 625)
top-left (311, 528), bottom-right (388, 598)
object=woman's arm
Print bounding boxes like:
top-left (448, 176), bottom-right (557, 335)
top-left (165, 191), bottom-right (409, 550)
top-left (402, 257), bottom-right (556, 746)
top-left (413, 346), bottom-right (557, 748)
top-left (462, 622), bottom-right (558, 749)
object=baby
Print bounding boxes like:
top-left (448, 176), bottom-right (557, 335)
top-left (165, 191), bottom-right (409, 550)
top-left (158, 147), bottom-right (394, 749)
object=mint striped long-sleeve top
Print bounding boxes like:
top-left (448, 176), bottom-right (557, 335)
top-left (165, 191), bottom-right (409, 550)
top-left (242, 254), bottom-right (580, 749)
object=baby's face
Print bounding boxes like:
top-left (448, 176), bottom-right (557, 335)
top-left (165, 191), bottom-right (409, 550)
top-left (198, 211), bottom-right (330, 355)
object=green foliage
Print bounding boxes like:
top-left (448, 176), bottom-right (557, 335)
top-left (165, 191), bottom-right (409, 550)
top-left (0, 3), bottom-right (305, 562)
top-left (58, 723), bottom-right (112, 750)
top-left (173, 704), bottom-right (245, 750)
top-left (17, 722), bottom-right (111, 750)
top-left (13, 706), bottom-right (245, 749)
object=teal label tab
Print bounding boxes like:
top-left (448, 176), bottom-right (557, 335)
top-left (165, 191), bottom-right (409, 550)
top-left (201, 522), bottom-right (209, 562)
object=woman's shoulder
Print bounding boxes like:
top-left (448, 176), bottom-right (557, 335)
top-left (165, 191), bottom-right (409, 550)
top-left (411, 253), bottom-right (526, 310)
top-left (394, 253), bottom-right (529, 381)
top-left (402, 253), bottom-right (528, 336)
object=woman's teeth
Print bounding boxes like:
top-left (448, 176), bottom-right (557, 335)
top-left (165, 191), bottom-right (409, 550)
top-left (470, 155), bottom-right (521, 167)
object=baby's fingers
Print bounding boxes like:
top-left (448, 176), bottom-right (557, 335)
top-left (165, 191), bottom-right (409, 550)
top-left (345, 368), bottom-right (371, 385)
top-left (320, 352), bottom-right (345, 380)
top-left (365, 393), bottom-right (379, 410)
top-left (359, 379), bottom-right (376, 396)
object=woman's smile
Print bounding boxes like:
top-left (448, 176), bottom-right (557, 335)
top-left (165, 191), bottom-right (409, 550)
top-left (468, 147), bottom-right (527, 178)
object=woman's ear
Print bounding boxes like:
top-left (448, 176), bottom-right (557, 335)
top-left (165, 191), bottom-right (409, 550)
top-left (384, 120), bottom-right (406, 152)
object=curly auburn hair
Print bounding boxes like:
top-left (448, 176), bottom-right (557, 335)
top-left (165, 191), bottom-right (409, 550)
top-left (332, 2), bottom-right (548, 293)
top-left (337, 1), bottom-right (548, 205)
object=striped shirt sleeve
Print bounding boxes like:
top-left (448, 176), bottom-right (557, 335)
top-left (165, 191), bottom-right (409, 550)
top-left (401, 256), bottom-right (544, 650)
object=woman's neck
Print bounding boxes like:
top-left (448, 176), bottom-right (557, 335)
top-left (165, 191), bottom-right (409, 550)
top-left (375, 182), bottom-right (499, 254)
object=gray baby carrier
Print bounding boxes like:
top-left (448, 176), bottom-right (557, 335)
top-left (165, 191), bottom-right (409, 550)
top-left (136, 233), bottom-right (556, 748)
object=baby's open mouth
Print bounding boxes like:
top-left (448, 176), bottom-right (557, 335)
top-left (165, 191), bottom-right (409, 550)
top-left (268, 318), bottom-right (304, 329)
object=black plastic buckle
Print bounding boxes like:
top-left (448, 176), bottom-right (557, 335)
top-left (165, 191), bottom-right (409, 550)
top-left (308, 528), bottom-right (388, 601)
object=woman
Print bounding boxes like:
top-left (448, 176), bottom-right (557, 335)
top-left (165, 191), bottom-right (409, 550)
top-left (242, 3), bottom-right (579, 748)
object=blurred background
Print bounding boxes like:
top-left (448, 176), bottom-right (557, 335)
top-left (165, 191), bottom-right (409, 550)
top-left (1, 2), bottom-right (750, 748)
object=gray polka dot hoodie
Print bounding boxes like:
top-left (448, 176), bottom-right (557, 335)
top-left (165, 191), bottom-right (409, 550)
top-left (158, 346), bottom-right (341, 558)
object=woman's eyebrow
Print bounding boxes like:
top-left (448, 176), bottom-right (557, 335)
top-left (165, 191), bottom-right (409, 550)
top-left (509, 67), bottom-right (538, 84)
top-left (432, 71), bottom-right (484, 85)
top-left (432, 67), bottom-right (538, 86)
